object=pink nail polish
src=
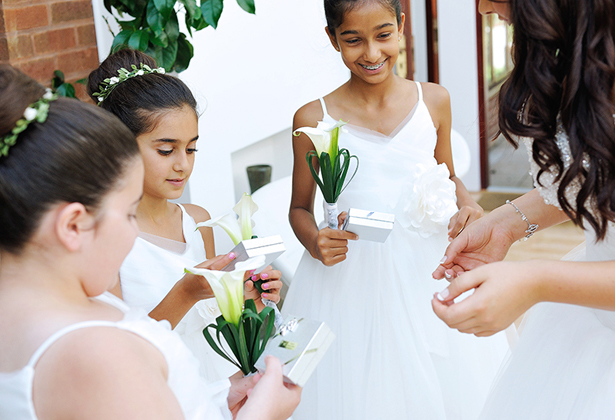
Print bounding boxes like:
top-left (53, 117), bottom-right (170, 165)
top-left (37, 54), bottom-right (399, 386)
top-left (261, 272), bottom-right (268, 279)
top-left (262, 293), bottom-right (268, 298)
top-left (229, 252), bottom-right (236, 260)
top-left (251, 275), bottom-right (256, 281)
top-left (262, 283), bottom-right (269, 290)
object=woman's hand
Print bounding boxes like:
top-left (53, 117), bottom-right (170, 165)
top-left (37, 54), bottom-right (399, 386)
top-left (432, 260), bottom-right (542, 336)
top-left (310, 212), bottom-right (358, 267)
top-left (433, 213), bottom-right (516, 281)
top-left (236, 356), bottom-right (302, 420)
top-left (228, 370), bottom-right (260, 417)
top-left (245, 266), bottom-right (283, 310)
top-left (448, 205), bottom-right (484, 241)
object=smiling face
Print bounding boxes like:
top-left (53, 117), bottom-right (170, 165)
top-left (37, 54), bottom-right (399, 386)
top-left (328, 1), bottom-right (404, 85)
top-left (478, 0), bottom-right (511, 23)
top-left (136, 105), bottom-right (199, 201)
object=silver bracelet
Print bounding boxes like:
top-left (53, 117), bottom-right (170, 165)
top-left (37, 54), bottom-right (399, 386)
top-left (506, 200), bottom-right (539, 241)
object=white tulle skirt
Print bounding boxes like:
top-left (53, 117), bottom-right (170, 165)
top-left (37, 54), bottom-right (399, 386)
top-left (282, 224), bottom-right (511, 420)
top-left (479, 242), bottom-right (615, 419)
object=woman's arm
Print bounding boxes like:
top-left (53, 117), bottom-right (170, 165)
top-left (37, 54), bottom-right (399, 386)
top-left (289, 101), bottom-right (357, 267)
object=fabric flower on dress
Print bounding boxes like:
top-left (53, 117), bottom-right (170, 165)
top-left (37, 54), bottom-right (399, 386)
top-left (397, 163), bottom-right (457, 237)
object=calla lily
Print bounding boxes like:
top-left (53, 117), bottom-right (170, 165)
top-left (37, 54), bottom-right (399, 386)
top-left (233, 192), bottom-right (259, 241)
top-left (294, 120), bottom-right (347, 167)
top-left (196, 193), bottom-right (258, 245)
top-left (185, 256), bottom-right (266, 326)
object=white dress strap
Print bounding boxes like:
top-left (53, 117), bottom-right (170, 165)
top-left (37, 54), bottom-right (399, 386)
top-left (318, 97), bottom-right (329, 119)
top-left (26, 320), bottom-right (117, 368)
top-left (415, 81), bottom-right (423, 103)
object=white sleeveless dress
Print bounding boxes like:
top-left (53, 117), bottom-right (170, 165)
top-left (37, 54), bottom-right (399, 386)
top-left (282, 82), bottom-right (511, 420)
top-left (477, 126), bottom-right (615, 419)
top-left (0, 293), bottom-right (231, 420)
top-left (120, 203), bottom-right (237, 380)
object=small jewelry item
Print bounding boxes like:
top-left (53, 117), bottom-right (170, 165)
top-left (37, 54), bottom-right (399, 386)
top-left (506, 200), bottom-right (539, 241)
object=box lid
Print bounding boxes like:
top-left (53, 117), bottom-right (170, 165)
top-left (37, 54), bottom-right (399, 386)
top-left (347, 208), bottom-right (395, 223)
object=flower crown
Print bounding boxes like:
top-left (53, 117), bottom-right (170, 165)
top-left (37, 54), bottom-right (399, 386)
top-left (1, 88), bottom-right (58, 158)
top-left (93, 63), bottom-right (165, 104)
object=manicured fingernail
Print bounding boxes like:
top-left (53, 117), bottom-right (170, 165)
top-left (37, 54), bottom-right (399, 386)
top-left (249, 269), bottom-right (255, 275)
top-left (261, 272), bottom-right (268, 279)
top-left (437, 288), bottom-right (450, 301)
top-left (262, 283), bottom-right (269, 290)
top-left (229, 252), bottom-right (236, 260)
top-left (439, 256), bottom-right (447, 264)
top-left (250, 275), bottom-right (256, 281)
top-left (448, 236), bottom-right (453, 242)
top-left (444, 270), bottom-right (453, 279)
top-left (262, 293), bottom-right (268, 298)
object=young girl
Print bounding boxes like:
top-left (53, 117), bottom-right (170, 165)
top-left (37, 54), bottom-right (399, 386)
top-left (87, 49), bottom-right (283, 380)
top-left (0, 64), bottom-right (300, 420)
top-left (434, 0), bottom-right (615, 418)
top-left (282, 1), bottom-right (510, 419)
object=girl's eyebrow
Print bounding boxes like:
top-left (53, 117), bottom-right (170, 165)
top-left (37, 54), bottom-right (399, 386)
top-left (152, 136), bottom-right (199, 144)
top-left (340, 22), bottom-right (394, 36)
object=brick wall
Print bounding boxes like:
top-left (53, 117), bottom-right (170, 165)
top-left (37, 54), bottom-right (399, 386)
top-left (0, 0), bottom-right (99, 100)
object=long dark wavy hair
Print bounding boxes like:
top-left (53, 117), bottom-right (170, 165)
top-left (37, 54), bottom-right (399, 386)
top-left (498, 0), bottom-right (615, 240)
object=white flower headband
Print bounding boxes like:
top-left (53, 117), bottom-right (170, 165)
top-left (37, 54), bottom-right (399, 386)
top-left (93, 63), bottom-right (165, 105)
top-left (1, 88), bottom-right (57, 158)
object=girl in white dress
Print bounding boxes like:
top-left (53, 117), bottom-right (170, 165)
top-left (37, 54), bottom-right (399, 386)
top-left (0, 64), bottom-right (300, 420)
top-left (282, 1), bottom-right (511, 418)
top-left (433, 0), bottom-right (615, 418)
top-left (87, 49), bottom-right (283, 380)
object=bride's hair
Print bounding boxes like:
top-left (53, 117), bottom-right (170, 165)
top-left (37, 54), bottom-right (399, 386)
top-left (324, 0), bottom-right (402, 37)
top-left (498, 0), bottom-right (615, 240)
top-left (87, 48), bottom-right (197, 137)
top-left (0, 65), bottom-right (138, 254)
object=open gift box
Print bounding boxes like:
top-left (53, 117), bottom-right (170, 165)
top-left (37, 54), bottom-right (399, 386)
top-left (341, 208), bottom-right (395, 243)
top-left (222, 235), bottom-right (286, 272)
top-left (254, 316), bottom-right (335, 387)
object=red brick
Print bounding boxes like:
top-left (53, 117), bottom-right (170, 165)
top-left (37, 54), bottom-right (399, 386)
top-left (7, 34), bottom-right (34, 59)
top-left (33, 27), bottom-right (76, 54)
top-left (0, 37), bottom-right (9, 61)
top-left (0, 6), bottom-right (6, 33)
top-left (76, 23), bottom-right (96, 46)
top-left (4, 5), bottom-right (49, 31)
top-left (51, 1), bottom-right (93, 24)
top-left (15, 56), bottom-right (56, 85)
top-left (57, 46), bottom-right (98, 74)
top-left (1, 0), bottom-right (49, 5)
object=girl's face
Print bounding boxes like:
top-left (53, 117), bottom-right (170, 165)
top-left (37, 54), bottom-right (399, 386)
top-left (136, 105), bottom-right (199, 200)
top-left (328, 2), bottom-right (404, 85)
top-left (478, 0), bottom-right (511, 23)
top-left (84, 158), bottom-right (144, 296)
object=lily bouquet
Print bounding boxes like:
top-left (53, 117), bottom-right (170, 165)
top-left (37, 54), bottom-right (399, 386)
top-left (294, 120), bottom-right (359, 229)
top-left (185, 256), bottom-right (275, 375)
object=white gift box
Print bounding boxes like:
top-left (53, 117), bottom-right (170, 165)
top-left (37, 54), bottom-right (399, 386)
top-left (222, 235), bottom-right (286, 272)
top-left (255, 316), bottom-right (335, 387)
top-left (341, 208), bottom-right (395, 243)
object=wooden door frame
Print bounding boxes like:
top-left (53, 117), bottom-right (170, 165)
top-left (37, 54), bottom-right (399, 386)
top-left (400, 0), bottom-right (414, 80)
top-left (425, 0), bottom-right (439, 83)
top-left (476, 0), bottom-right (488, 189)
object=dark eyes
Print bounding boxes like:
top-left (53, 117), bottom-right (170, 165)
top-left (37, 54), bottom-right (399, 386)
top-left (157, 148), bottom-right (198, 156)
top-left (344, 32), bottom-right (392, 45)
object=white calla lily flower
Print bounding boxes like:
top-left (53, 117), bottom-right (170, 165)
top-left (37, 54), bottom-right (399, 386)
top-left (185, 256), bottom-right (266, 326)
top-left (196, 213), bottom-right (243, 245)
top-left (196, 193), bottom-right (258, 245)
top-left (294, 120), bottom-right (346, 164)
top-left (233, 193), bottom-right (258, 241)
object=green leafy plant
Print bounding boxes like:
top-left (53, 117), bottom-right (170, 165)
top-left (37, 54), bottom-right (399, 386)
top-left (51, 71), bottom-right (86, 98)
top-left (104, 0), bottom-right (256, 72)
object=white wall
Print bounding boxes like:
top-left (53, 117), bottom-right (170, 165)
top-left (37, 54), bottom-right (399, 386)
top-left (437, 0), bottom-right (481, 191)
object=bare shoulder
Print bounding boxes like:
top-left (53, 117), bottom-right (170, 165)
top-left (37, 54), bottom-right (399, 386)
top-left (293, 99), bottom-right (324, 130)
top-left (183, 203), bottom-right (211, 224)
top-left (34, 326), bottom-right (181, 419)
top-left (421, 82), bottom-right (451, 110)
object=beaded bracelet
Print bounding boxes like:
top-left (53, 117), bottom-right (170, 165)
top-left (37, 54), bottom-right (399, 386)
top-left (506, 200), bottom-right (539, 241)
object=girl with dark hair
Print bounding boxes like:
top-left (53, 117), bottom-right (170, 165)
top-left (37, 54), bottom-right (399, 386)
top-left (281, 0), bottom-right (510, 419)
top-left (87, 49), bottom-right (283, 381)
top-left (434, 0), bottom-right (615, 417)
top-left (0, 64), bottom-right (300, 420)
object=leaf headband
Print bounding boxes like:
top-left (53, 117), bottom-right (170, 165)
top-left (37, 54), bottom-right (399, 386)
top-left (93, 63), bottom-right (166, 105)
top-left (1, 88), bottom-right (58, 158)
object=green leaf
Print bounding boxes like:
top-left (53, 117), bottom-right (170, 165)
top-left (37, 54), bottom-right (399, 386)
top-left (51, 70), bottom-right (64, 89)
top-left (75, 78), bottom-right (87, 85)
top-left (149, 27), bottom-right (168, 47)
top-left (111, 29), bottom-right (134, 53)
top-left (56, 83), bottom-right (76, 98)
top-left (103, 0), bottom-right (113, 14)
top-left (118, 18), bottom-right (138, 31)
top-left (164, 12), bottom-right (180, 42)
top-left (146, 0), bottom-right (165, 36)
top-left (173, 34), bottom-right (193, 72)
top-left (179, 0), bottom-right (198, 19)
top-left (203, 323), bottom-right (241, 369)
top-left (160, 39), bottom-right (178, 71)
top-left (192, 15), bottom-right (209, 31)
top-left (145, 44), bottom-right (164, 66)
top-left (306, 151), bottom-right (327, 200)
top-left (236, 0), bottom-right (255, 14)
top-left (201, 0), bottom-right (223, 29)
top-left (128, 30), bottom-right (149, 51)
top-left (153, 0), bottom-right (175, 20)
